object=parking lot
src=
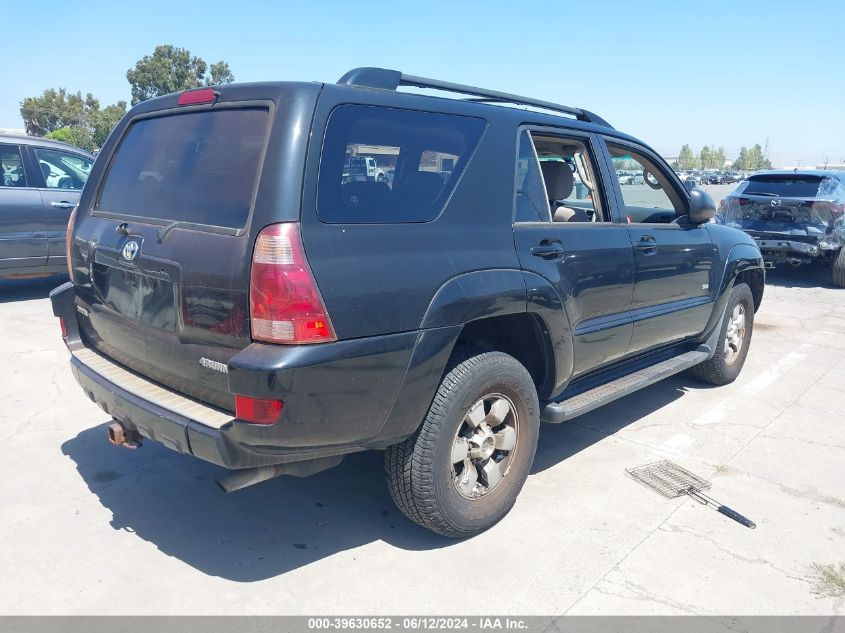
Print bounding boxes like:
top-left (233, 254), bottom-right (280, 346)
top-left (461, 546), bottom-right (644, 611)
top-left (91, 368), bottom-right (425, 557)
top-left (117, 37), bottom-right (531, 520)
top-left (1, 260), bottom-right (842, 615)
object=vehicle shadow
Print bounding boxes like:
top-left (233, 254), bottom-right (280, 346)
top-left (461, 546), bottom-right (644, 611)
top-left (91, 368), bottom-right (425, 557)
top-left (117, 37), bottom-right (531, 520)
top-left (0, 274), bottom-right (67, 304)
top-left (61, 373), bottom-right (695, 581)
top-left (764, 263), bottom-right (833, 289)
top-left (61, 425), bottom-right (448, 581)
top-left (531, 374), bottom-right (689, 474)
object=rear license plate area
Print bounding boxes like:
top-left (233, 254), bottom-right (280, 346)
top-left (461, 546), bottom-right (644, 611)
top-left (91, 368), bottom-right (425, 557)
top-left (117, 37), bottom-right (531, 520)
top-left (94, 265), bottom-right (177, 329)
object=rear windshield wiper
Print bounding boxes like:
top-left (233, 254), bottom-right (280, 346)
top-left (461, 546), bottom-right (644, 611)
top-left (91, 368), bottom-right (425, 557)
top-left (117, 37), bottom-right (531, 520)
top-left (154, 219), bottom-right (243, 242)
top-left (157, 220), bottom-right (186, 243)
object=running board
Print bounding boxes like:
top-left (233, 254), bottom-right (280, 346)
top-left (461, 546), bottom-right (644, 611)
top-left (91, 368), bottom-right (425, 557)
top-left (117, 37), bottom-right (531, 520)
top-left (541, 350), bottom-right (709, 424)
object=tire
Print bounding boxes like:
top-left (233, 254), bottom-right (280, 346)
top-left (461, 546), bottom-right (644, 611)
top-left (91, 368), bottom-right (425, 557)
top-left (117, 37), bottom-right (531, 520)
top-left (832, 248), bottom-right (845, 288)
top-left (688, 283), bottom-right (755, 385)
top-left (384, 351), bottom-right (540, 538)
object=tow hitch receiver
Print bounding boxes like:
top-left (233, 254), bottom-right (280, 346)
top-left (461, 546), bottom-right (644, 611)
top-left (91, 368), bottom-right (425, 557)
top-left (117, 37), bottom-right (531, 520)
top-left (107, 420), bottom-right (142, 449)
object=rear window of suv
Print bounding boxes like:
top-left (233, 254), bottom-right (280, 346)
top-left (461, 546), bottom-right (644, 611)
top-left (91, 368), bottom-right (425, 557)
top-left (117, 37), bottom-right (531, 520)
top-left (317, 105), bottom-right (485, 223)
top-left (740, 174), bottom-right (842, 199)
top-left (96, 108), bottom-right (268, 230)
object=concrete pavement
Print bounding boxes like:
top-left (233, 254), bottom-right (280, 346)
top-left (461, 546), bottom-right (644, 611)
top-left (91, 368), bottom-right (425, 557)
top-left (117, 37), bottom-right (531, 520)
top-left (0, 266), bottom-right (842, 615)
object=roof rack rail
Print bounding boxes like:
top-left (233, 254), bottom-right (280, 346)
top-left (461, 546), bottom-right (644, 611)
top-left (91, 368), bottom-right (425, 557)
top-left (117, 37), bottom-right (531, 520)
top-left (337, 67), bottom-right (612, 128)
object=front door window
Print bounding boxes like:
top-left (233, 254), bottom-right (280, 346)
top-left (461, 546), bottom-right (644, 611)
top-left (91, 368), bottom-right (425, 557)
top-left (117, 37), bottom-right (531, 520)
top-left (608, 145), bottom-right (684, 224)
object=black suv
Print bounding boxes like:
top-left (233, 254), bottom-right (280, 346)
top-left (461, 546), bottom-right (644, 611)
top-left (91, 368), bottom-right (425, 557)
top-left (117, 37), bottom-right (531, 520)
top-left (718, 170), bottom-right (845, 286)
top-left (51, 68), bottom-right (764, 537)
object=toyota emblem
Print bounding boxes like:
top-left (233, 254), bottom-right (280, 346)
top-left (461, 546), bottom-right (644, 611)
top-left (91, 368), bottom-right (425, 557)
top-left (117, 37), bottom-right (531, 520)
top-left (121, 240), bottom-right (140, 261)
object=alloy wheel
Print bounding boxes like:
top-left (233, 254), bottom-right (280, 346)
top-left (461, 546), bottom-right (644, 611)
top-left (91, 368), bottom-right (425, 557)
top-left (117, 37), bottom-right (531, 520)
top-left (451, 393), bottom-right (519, 499)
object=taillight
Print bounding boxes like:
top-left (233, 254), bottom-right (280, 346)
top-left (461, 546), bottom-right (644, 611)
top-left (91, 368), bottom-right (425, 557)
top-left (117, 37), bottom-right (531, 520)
top-left (59, 318), bottom-right (67, 338)
top-left (249, 223), bottom-right (336, 344)
top-left (235, 395), bottom-right (284, 425)
top-left (66, 205), bottom-right (77, 278)
top-left (177, 88), bottom-right (218, 106)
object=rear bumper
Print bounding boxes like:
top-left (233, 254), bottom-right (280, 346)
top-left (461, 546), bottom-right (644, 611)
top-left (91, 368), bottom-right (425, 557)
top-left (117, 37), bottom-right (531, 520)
top-left (749, 233), bottom-right (830, 263)
top-left (69, 349), bottom-right (243, 467)
top-left (51, 282), bottom-right (419, 469)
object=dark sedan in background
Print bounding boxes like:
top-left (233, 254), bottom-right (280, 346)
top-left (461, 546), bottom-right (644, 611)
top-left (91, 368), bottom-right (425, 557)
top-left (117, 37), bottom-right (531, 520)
top-left (717, 170), bottom-right (845, 286)
top-left (1, 134), bottom-right (94, 278)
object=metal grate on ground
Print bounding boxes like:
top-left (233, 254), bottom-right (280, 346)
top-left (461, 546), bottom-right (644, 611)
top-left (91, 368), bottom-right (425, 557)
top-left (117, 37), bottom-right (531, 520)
top-left (625, 460), bottom-right (711, 499)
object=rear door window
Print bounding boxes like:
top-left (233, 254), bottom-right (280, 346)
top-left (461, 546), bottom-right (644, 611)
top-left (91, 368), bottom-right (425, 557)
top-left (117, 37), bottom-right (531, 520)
top-left (96, 108), bottom-right (268, 230)
top-left (1, 145), bottom-right (27, 188)
top-left (318, 105), bottom-right (485, 223)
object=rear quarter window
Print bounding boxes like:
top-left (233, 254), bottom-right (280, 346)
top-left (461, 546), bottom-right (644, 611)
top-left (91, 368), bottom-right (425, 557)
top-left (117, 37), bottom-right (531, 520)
top-left (317, 105), bottom-right (485, 223)
top-left (96, 108), bottom-right (268, 230)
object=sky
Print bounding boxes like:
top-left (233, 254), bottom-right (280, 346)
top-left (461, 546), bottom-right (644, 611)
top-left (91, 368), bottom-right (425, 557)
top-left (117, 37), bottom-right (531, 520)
top-left (3, 0), bottom-right (844, 167)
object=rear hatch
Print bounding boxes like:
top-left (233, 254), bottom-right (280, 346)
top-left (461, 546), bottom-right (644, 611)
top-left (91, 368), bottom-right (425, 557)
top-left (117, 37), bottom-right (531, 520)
top-left (70, 84), bottom-right (319, 410)
top-left (720, 173), bottom-right (845, 243)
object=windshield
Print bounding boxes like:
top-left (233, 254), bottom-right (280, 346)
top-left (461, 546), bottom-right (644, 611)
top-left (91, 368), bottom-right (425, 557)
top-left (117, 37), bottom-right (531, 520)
top-left (97, 108), bottom-right (268, 229)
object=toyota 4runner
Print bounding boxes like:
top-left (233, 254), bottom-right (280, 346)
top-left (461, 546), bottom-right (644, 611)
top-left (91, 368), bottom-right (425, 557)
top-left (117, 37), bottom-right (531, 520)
top-left (51, 68), bottom-right (765, 537)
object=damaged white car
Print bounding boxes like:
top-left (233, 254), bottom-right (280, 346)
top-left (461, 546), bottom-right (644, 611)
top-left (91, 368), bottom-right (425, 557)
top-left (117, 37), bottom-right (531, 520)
top-left (717, 171), bottom-right (845, 287)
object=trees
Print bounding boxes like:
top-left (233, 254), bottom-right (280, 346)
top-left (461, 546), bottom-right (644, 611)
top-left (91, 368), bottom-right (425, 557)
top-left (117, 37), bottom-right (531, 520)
top-left (126, 45), bottom-right (234, 105)
top-left (713, 146), bottom-right (726, 169)
top-left (672, 143), bottom-right (770, 172)
top-left (21, 89), bottom-right (96, 137)
top-left (44, 126), bottom-right (94, 150)
top-left (20, 88), bottom-right (127, 152)
top-left (18, 44), bottom-right (233, 152)
top-left (677, 144), bottom-right (698, 169)
top-left (733, 144), bottom-right (772, 171)
top-left (696, 145), bottom-right (727, 170)
top-left (733, 147), bottom-right (750, 171)
top-left (699, 145), bottom-right (714, 170)
top-left (747, 144), bottom-right (773, 170)
top-left (89, 103), bottom-right (127, 149)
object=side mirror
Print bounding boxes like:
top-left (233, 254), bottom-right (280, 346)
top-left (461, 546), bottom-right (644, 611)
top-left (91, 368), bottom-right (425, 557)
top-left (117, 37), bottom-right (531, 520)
top-left (688, 188), bottom-right (716, 224)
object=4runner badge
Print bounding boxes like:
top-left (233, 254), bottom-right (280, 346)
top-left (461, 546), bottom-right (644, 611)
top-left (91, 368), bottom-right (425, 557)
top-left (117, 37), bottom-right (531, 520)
top-left (199, 357), bottom-right (228, 374)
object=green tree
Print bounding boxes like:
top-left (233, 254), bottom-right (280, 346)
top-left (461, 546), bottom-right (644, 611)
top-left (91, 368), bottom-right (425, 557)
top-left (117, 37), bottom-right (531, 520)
top-left (90, 102), bottom-right (128, 148)
top-left (746, 144), bottom-right (773, 170)
top-left (732, 144), bottom-right (772, 171)
top-left (126, 44), bottom-right (235, 105)
top-left (45, 126), bottom-right (94, 150)
top-left (21, 88), bottom-right (95, 136)
top-left (677, 144), bottom-right (698, 169)
top-left (20, 88), bottom-right (127, 152)
top-left (733, 146), bottom-right (750, 170)
top-left (209, 61), bottom-right (234, 85)
top-left (699, 145), bottom-right (714, 170)
top-left (713, 146), bottom-right (726, 169)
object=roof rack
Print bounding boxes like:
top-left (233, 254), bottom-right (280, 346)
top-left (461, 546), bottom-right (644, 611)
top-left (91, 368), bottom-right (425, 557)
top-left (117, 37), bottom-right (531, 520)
top-left (336, 67), bottom-right (612, 128)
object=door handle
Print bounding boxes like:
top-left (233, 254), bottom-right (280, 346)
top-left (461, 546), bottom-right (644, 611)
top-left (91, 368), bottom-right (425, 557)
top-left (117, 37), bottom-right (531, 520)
top-left (636, 236), bottom-right (657, 255)
top-left (530, 241), bottom-right (565, 260)
top-left (51, 201), bottom-right (76, 209)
